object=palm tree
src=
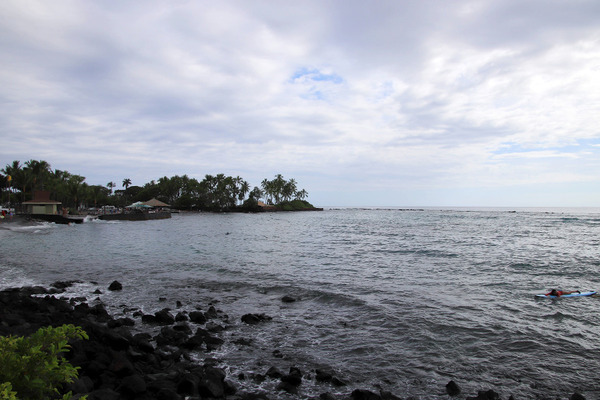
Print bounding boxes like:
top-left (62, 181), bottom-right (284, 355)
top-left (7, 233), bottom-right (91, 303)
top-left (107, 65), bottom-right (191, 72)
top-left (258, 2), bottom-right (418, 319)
top-left (1, 161), bottom-right (22, 206)
top-left (233, 176), bottom-right (250, 205)
top-left (122, 178), bottom-right (132, 205)
top-left (24, 160), bottom-right (51, 192)
top-left (67, 175), bottom-right (86, 210)
top-left (49, 169), bottom-right (71, 205)
top-left (122, 178), bottom-right (132, 190)
top-left (239, 180), bottom-right (250, 205)
top-left (249, 187), bottom-right (263, 201)
top-left (88, 185), bottom-right (106, 208)
top-left (3, 160), bottom-right (31, 202)
top-left (282, 179), bottom-right (297, 202)
top-left (107, 182), bottom-right (116, 195)
top-left (261, 179), bottom-right (273, 204)
top-left (295, 189), bottom-right (308, 200)
top-left (1, 160), bottom-right (21, 180)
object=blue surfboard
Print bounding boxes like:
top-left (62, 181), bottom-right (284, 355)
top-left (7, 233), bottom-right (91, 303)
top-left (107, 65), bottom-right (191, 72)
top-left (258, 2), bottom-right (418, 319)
top-left (536, 291), bottom-right (596, 299)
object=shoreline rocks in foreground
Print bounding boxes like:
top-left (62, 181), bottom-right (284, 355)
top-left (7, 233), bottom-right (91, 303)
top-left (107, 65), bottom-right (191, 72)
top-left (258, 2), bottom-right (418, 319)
top-left (0, 282), bottom-right (588, 400)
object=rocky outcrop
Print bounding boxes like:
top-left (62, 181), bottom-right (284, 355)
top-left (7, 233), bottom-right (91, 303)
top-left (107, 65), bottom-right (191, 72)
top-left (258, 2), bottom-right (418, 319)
top-left (0, 285), bottom-right (231, 400)
top-left (0, 283), bottom-right (588, 400)
top-left (108, 280), bottom-right (123, 291)
top-left (241, 313), bottom-right (272, 324)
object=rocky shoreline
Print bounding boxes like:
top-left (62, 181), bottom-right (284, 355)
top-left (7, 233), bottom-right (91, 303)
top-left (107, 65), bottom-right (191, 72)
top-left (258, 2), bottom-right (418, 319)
top-left (0, 282), bottom-right (587, 400)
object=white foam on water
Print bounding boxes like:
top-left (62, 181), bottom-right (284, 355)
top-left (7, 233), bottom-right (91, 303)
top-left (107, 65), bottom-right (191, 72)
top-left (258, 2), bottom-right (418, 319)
top-left (87, 217), bottom-right (120, 224)
top-left (0, 222), bottom-right (56, 234)
top-left (0, 265), bottom-right (37, 290)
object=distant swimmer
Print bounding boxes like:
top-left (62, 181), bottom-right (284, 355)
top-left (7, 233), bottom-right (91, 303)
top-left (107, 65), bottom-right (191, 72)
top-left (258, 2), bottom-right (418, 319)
top-left (546, 289), bottom-right (580, 297)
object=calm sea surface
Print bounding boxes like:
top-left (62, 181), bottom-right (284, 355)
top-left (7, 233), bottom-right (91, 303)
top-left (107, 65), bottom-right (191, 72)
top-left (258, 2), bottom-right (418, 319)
top-left (1, 208), bottom-right (600, 399)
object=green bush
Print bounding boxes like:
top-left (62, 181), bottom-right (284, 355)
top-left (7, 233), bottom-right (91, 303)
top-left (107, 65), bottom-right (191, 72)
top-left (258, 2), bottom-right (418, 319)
top-left (278, 200), bottom-right (316, 211)
top-left (0, 382), bottom-right (18, 400)
top-left (0, 324), bottom-right (88, 400)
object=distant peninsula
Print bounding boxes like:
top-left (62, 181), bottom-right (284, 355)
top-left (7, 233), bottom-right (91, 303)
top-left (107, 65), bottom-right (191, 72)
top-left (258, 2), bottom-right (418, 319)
top-left (1, 159), bottom-right (320, 213)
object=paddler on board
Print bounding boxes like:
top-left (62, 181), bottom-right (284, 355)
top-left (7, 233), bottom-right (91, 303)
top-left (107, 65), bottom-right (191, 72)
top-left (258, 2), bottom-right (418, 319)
top-left (546, 289), bottom-right (580, 297)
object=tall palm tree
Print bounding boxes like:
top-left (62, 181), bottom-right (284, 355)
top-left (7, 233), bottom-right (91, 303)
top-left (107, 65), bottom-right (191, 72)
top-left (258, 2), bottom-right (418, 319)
top-left (1, 161), bottom-right (22, 206)
top-left (49, 169), bottom-right (71, 205)
top-left (273, 174), bottom-right (285, 204)
top-left (89, 185), bottom-right (104, 208)
top-left (239, 180), bottom-right (250, 205)
top-left (261, 179), bottom-right (273, 204)
top-left (67, 175), bottom-right (86, 210)
top-left (122, 178), bottom-right (132, 190)
top-left (3, 160), bottom-right (31, 202)
top-left (122, 178), bottom-right (132, 205)
top-left (282, 179), bottom-right (297, 202)
top-left (249, 187), bottom-right (263, 201)
top-left (107, 182), bottom-right (116, 195)
top-left (24, 160), bottom-right (51, 192)
top-left (295, 189), bottom-right (308, 200)
top-left (1, 160), bottom-right (21, 179)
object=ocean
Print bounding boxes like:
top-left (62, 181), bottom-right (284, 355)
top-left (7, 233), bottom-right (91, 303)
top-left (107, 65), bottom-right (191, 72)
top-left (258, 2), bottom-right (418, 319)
top-left (1, 208), bottom-right (599, 399)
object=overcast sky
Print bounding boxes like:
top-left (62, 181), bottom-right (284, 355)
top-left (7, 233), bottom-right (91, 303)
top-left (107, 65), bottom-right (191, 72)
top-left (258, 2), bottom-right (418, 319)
top-left (1, 1), bottom-right (599, 207)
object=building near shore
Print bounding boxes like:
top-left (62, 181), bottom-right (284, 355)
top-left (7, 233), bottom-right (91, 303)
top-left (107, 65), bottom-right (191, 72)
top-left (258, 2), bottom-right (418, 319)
top-left (22, 191), bottom-right (61, 215)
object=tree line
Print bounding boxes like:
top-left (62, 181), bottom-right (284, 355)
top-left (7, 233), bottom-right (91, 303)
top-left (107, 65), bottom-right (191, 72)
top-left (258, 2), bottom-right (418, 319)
top-left (0, 160), bottom-right (312, 212)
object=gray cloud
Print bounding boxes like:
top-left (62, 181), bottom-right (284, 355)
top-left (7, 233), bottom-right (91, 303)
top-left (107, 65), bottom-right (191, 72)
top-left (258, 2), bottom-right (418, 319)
top-left (1, 0), bottom-right (599, 206)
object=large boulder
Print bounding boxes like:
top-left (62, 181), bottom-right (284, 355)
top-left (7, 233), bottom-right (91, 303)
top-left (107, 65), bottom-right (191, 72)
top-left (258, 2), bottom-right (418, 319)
top-left (241, 313), bottom-right (272, 324)
top-left (446, 380), bottom-right (461, 396)
top-left (189, 311), bottom-right (207, 324)
top-left (281, 295), bottom-right (296, 303)
top-left (315, 368), bottom-right (334, 382)
top-left (108, 280), bottom-right (123, 291)
top-left (351, 389), bottom-right (381, 400)
top-left (466, 389), bottom-right (500, 400)
top-left (198, 366), bottom-right (227, 398)
top-left (155, 326), bottom-right (190, 347)
top-left (281, 367), bottom-right (302, 386)
top-left (154, 309), bottom-right (176, 325)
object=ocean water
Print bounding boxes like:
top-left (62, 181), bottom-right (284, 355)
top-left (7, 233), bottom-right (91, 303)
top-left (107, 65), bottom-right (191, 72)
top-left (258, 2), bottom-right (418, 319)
top-left (1, 208), bottom-right (600, 399)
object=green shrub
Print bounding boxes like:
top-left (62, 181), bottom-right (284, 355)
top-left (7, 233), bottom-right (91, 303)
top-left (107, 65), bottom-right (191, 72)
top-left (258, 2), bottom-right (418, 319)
top-left (0, 324), bottom-right (88, 400)
top-left (278, 200), bottom-right (316, 211)
top-left (0, 382), bottom-right (18, 400)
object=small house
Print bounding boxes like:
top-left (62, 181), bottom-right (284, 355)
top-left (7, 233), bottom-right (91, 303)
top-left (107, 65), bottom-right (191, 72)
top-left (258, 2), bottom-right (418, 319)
top-left (22, 191), bottom-right (61, 215)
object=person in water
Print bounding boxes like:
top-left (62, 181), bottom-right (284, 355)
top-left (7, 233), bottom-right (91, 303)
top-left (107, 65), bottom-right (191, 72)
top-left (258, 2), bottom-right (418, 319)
top-left (546, 289), bottom-right (580, 297)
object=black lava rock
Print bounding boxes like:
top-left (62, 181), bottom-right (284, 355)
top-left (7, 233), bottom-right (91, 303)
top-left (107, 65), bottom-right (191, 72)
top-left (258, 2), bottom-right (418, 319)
top-left (189, 311), bottom-right (207, 324)
top-left (241, 313), bottom-right (272, 324)
top-left (266, 366), bottom-right (283, 379)
top-left (108, 280), bottom-right (123, 291)
top-left (315, 368), bottom-right (334, 382)
top-left (351, 389), bottom-right (381, 400)
top-left (446, 380), bottom-right (461, 396)
top-left (467, 389), bottom-right (500, 400)
top-left (280, 367), bottom-right (302, 386)
top-left (154, 308), bottom-right (176, 325)
top-left (0, 284), bottom-right (578, 400)
top-left (281, 295), bottom-right (296, 303)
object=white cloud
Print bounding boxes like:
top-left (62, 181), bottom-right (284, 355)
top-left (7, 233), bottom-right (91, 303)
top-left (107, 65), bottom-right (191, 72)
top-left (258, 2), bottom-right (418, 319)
top-left (1, 0), bottom-right (600, 206)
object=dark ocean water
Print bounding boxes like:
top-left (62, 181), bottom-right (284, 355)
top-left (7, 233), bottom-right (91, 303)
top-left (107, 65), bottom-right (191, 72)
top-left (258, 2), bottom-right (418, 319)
top-left (1, 208), bottom-right (600, 399)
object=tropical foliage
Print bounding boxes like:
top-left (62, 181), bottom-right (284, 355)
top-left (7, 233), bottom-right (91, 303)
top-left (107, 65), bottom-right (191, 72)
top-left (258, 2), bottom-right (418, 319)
top-left (0, 159), bottom-right (314, 212)
top-left (0, 324), bottom-right (88, 400)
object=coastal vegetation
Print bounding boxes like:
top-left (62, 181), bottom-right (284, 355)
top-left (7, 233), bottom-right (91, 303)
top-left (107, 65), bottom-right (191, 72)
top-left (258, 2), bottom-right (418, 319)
top-left (0, 324), bottom-right (88, 400)
top-left (0, 159), bottom-right (317, 212)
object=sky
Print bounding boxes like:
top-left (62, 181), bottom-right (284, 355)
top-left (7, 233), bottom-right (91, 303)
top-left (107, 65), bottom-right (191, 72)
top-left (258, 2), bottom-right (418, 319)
top-left (1, 0), bottom-right (600, 207)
